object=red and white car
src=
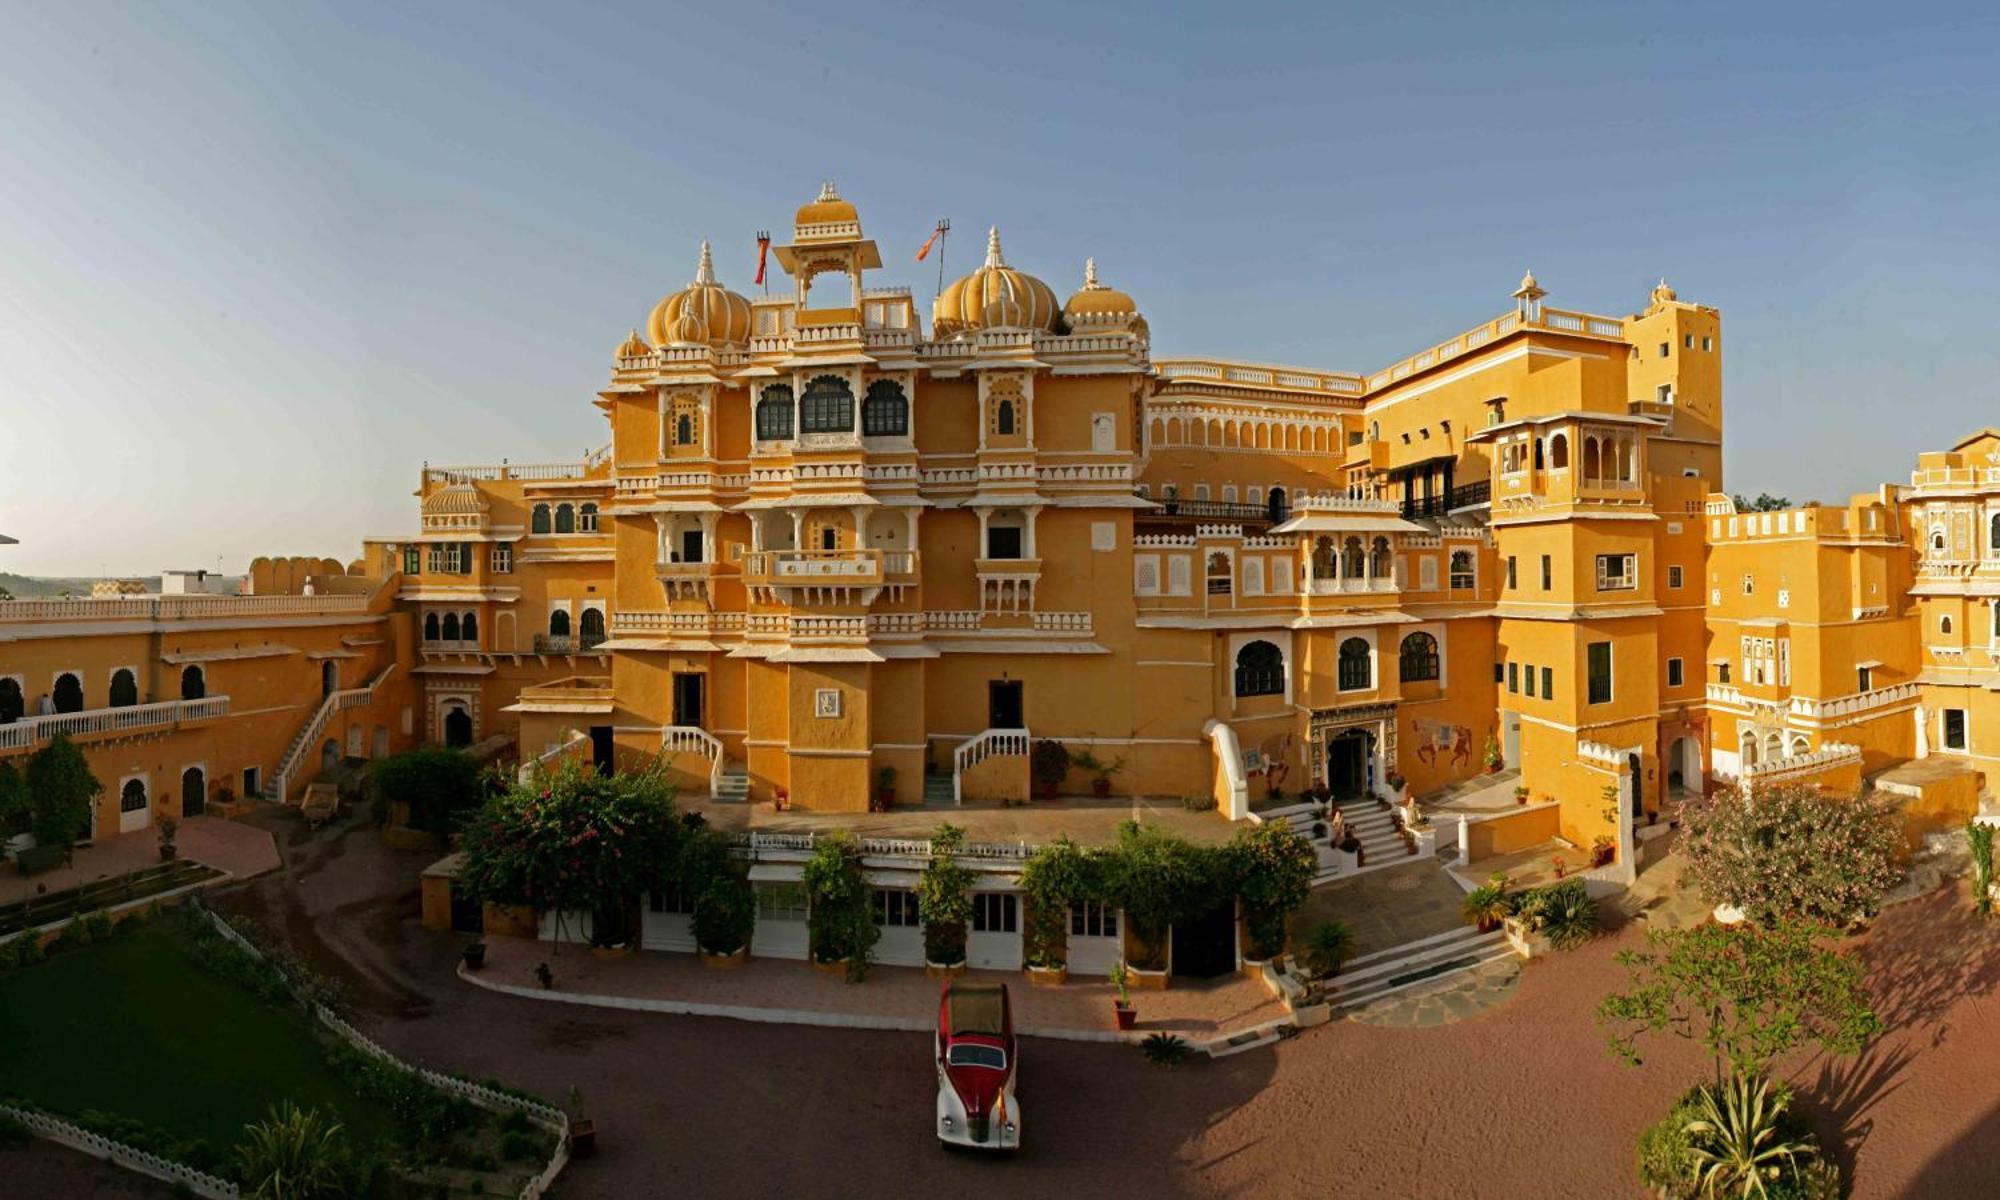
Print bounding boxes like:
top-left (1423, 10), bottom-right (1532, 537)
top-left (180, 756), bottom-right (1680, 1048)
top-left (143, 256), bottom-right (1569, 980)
top-left (935, 980), bottom-right (1020, 1151)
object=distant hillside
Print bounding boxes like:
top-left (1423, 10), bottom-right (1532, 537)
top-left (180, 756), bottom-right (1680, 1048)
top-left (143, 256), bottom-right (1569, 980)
top-left (0, 572), bottom-right (112, 599)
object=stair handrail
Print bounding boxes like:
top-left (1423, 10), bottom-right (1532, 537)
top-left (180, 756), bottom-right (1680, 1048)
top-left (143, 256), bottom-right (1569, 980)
top-left (271, 664), bottom-right (398, 802)
top-left (1202, 719), bottom-right (1250, 821)
top-left (952, 727), bottom-right (1030, 805)
top-left (662, 725), bottom-right (723, 793)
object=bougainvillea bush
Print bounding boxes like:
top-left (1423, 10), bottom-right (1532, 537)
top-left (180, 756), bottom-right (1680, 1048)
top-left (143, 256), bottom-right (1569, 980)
top-left (1679, 783), bottom-right (1900, 927)
top-left (456, 758), bottom-right (683, 948)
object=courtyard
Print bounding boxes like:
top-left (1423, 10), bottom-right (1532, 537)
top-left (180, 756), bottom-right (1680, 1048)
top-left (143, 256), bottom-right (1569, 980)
top-left (178, 799), bottom-right (2000, 1198)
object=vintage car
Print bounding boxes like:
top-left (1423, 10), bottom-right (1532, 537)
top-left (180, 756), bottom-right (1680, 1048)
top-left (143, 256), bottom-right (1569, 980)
top-left (935, 980), bottom-right (1020, 1151)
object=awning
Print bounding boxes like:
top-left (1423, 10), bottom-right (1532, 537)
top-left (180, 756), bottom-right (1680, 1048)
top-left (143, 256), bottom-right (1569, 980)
top-left (161, 644), bottom-right (298, 665)
top-left (306, 649), bottom-right (362, 661)
top-left (768, 647), bottom-right (885, 663)
top-left (735, 493), bottom-right (881, 510)
top-left (748, 864), bottom-right (803, 884)
top-left (594, 638), bottom-right (724, 653)
top-left (1267, 512), bottom-right (1427, 534)
top-left (1856, 659), bottom-right (1884, 669)
top-left (864, 869), bottom-right (922, 889)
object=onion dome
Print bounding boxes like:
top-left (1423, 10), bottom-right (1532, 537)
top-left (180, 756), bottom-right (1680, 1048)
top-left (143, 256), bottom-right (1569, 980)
top-left (1650, 277), bottom-right (1678, 306)
top-left (646, 242), bottom-right (753, 348)
top-left (1062, 257), bottom-right (1143, 332)
top-left (1512, 268), bottom-right (1545, 302)
top-left (795, 179), bottom-right (859, 230)
top-left (931, 227), bottom-right (1062, 338)
top-left (615, 328), bottom-right (651, 359)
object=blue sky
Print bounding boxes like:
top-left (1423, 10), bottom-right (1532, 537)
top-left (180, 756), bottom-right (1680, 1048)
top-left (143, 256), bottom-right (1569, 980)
top-left (4, 1), bottom-right (1998, 574)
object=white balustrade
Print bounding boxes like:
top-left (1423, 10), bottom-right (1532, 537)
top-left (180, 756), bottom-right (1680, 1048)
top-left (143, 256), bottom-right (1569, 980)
top-left (662, 725), bottom-right (724, 792)
top-left (953, 727), bottom-right (1031, 805)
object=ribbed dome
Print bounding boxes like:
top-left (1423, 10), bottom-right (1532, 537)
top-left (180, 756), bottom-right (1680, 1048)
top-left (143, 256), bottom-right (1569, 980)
top-left (647, 242), bottom-right (753, 348)
top-left (1650, 277), bottom-right (1678, 305)
top-left (615, 328), bottom-right (651, 359)
top-left (1062, 257), bottom-right (1141, 329)
top-left (422, 484), bottom-right (487, 517)
top-left (932, 227), bottom-right (1062, 338)
top-left (794, 180), bottom-right (859, 230)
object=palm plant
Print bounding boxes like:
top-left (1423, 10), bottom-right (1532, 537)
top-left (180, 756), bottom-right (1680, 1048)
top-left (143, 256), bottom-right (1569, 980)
top-left (1683, 1074), bottom-right (1817, 1198)
top-left (1300, 920), bottom-right (1357, 978)
top-left (1519, 879), bottom-right (1598, 950)
top-left (236, 1102), bottom-right (350, 1200)
top-left (1461, 872), bottom-right (1512, 929)
top-left (1141, 1032), bottom-right (1191, 1067)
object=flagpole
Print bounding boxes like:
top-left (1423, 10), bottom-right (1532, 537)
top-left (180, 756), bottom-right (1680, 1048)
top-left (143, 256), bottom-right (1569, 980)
top-left (934, 218), bottom-right (950, 297)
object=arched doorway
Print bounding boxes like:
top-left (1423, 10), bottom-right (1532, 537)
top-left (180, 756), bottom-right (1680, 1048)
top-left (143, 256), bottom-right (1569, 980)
top-left (1627, 753), bottom-right (1643, 818)
top-left (1665, 736), bottom-right (1702, 803)
top-left (579, 607), bottom-right (606, 649)
top-left (120, 777), bottom-right (149, 831)
top-left (0, 677), bottom-right (23, 724)
top-left (1266, 486), bottom-right (1288, 524)
top-left (180, 665), bottom-right (206, 701)
top-left (53, 672), bottom-right (84, 713)
top-left (443, 705), bottom-right (473, 748)
top-left (372, 725), bottom-right (390, 758)
top-left (1325, 727), bottom-right (1374, 798)
top-left (320, 739), bottom-right (340, 774)
top-left (109, 669), bottom-right (138, 708)
top-left (181, 766), bottom-right (206, 818)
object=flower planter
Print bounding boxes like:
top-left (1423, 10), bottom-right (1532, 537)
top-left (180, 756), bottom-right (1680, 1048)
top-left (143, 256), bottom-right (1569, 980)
top-left (699, 945), bottom-right (748, 969)
top-left (875, 789), bottom-right (895, 810)
top-left (1503, 917), bottom-right (1551, 960)
top-left (461, 942), bottom-right (487, 971)
top-left (925, 959), bottom-right (967, 980)
top-left (589, 943), bottom-right (634, 961)
top-left (1025, 963), bottom-right (1067, 987)
top-left (1091, 778), bottom-right (1112, 799)
top-left (1126, 964), bottom-right (1170, 990)
top-left (809, 955), bottom-right (851, 975)
top-left (1113, 1002), bottom-right (1137, 1031)
top-left (1239, 955), bottom-right (1272, 980)
top-left (568, 1119), bottom-right (596, 1157)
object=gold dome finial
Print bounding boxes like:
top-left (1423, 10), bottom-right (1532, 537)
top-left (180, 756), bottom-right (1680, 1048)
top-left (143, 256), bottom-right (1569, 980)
top-left (616, 328), bottom-right (651, 359)
top-left (694, 240), bottom-right (715, 285)
top-left (817, 179), bottom-right (840, 202)
top-left (1513, 268), bottom-right (1545, 300)
top-left (1651, 277), bottom-right (1677, 305)
top-left (1083, 257), bottom-right (1101, 289)
top-left (985, 226), bottom-right (1007, 269)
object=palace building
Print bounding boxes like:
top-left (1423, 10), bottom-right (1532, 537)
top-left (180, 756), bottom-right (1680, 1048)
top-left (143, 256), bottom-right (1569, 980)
top-left (7, 182), bottom-right (1994, 898)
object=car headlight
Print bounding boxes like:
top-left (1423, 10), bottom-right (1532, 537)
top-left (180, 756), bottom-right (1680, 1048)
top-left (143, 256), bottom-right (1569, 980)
top-left (1004, 1121), bottom-right (1016, 1135)
top-left (942, 1115), bottom-right (954, 1130)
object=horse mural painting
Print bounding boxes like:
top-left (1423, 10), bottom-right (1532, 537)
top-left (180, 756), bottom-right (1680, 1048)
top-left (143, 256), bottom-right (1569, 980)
top-left (1411, 720), bottom-right (1472, 769)
top-left (1256, 732), bottom-right (1295, 793)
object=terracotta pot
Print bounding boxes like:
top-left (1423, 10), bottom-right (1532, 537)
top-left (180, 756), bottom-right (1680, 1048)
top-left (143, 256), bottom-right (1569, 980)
top-left (590, 943), bottom-right (633, 961)
top-left (809, 955), bottom-right (850, 975)
top-left (1113, 1002), bottom-right (1137, 1031)
top-left (925, 959), bottom-right (967, 980)
top-left (462, 943), bottom-right (486, 970)
top-left (875, 789), bottom-right (895, 809)
top-left (699, 946), bottom-right (748, 969)
top-left (1091, 778), bottom-right (1111, 799)
top-left (568, 1119), bottom-right (596, 1157)
top-left (1126, 964), bottom-right (1170, 990)
top-left (1025, 963), bottom-right (1067, 987)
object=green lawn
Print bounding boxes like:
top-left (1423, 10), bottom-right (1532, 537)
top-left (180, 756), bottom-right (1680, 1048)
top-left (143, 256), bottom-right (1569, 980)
top-left (0, 923), bottom-right (398, 1154)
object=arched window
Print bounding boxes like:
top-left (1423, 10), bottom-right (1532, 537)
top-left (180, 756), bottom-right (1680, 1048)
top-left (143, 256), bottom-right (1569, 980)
top-left (0, 677), bottom-right (22, 724)
top-left (424, 612), bottom-right (440, 642)
top-left (1370, 536), bottom-right (1393, 578)
top-left (531, 504), bottom-right (551, 534)
top-left (1267, 486), bottom-right (1288, 523)
top-left (756, 385), bottom-right (795, 440)
top-left (1398, 632), bottom-right (1440, 682)
top-left (1789, 734), bottom-right (1811, 757)
top-left (1368, 421), bottom-right (1381, 441)
top-left (1533, 438), bottom-right (1545, 471)
top-left (1740, 730), bottom-right (1759, 766)
top-left (1764, 732), bottom-right (1783, 762)
top-left (549, 609), bottom-right (571, 637)
top-left (1312, 536), bottom-right (1335, 580)
top-left (995, 399), bottom-right (1016, 436)
top-left (1549, 433), bottom-right (1569, 469)
top-left (1448, 550), bottom-right (1474, 589)
top-left (53, 672), bottom-right (84, 713)
top-left (579, 503), bottom-right (598, 533)
top-left (441, 612), bottom-right (460, 642)
top-left (1990, 513), bottom-right (2000, 553)
top-left (555, 504), bottom-right (576, 534)
top-left (580, 607), bottom-right (606, 645)
top-left (1337, 638), bottom-right (1372, 691)
top-left (800, 375), bottom-right (855, 433)
top-left (1583, 437), bottom-right (1601, 481)
top-left (179, 665), bottom-right (205, 701)
top-left (862, 380), bottom-right (909, 437)
top-left (675, 413), bottom-right (695, 446)
top-left (1234, 641), bottom-right (1284, 698)
top-left (120, 778), bottom-right (148, 814)
top-left (109, 668), bottom-right (138, 708)
top-left (1941, 614), bottom-right (1954, 635)
top-left (1342, 537), bottom-right (1365, 579)
top-left (461, 612), bottom-right (478, 643)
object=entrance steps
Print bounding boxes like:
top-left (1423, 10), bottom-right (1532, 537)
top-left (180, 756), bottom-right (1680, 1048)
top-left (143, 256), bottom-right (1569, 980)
top-left (713, 762), bottom-right (749, 805)
top-left (1316, 924), bottom-right (1512, 1014)
top-left (921, 772), bottom-right (955, 807)
top-left (1330, 797), bottom-right (1408, 863)
top-left (1258, 796), bottom-right (1415, 886)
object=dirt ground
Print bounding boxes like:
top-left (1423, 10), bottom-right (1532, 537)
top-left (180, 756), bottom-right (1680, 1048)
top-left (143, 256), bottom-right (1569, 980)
top-left (204, 803), bottom-right (2000, 1199)
top-left (0, 1141), bottom-right (181, 1198)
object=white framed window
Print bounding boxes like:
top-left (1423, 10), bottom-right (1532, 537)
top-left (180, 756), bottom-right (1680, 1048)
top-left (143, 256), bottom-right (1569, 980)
top-left (1667, 657), bottom-right (1684, 688)
top-left (1241, 558), bottom-right (1265, 596)
top-left (1595, 554), bottom-right (1637, 591)
top-left (490, 545), bottom-right (513, 573)
top-left (1668, 564), bottom-right (1683, 589)
top-left (1167, 555), bottom-right (1192, 597)
top-left (1272, 558), bottom-right (1293, 594)
top-left (1133, 555), bottom-right (1161, 596)
top-left (1777, 589), bottom-right (1790, 609)
top-left (1943, 708), bottom-right (1969, 752)
top-left (873, 889), bottom-right (921, 927)
top-left (1221, 485), bottom-right (1238, 504)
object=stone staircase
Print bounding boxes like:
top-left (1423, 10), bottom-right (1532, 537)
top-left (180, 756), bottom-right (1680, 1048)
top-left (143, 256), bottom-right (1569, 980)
top-left (922, 771), bottom-right (955, 808)
top-left (1330, 796), bottom-right (1409, 865)
top-left (712, 761), bottom-right (749, 805)
top-left (1258, 801), bottom-right (1341, 884)
top-left (1312, 924), bottom-right (1513, 1015)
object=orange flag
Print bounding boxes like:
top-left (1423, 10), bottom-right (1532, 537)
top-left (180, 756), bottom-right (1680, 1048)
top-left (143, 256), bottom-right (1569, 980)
top-left (754, 231), bottom-right (771, 286)
top-left (916, 223), bottom-right (944, 262)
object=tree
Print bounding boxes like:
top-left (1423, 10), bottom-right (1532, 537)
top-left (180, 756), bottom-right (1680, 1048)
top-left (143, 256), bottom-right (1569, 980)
top-left (0, 762), bottom-right (27, 855)
top-left (1598, 922), bottom-right (1880, 1076)
top-left (1731, 493), bottom-right (1794, 512)
top-left (1019, 836), bottom-right (1096, 969)
top-left (916, 823), bottom-right (974, 966)
top-left (802, 829), bottom-right (877, 981)
top-left (1679, 783), bottom-right (1901, 927)
top-left (363, 746), bottom-right (484, 835)
top-left (1229, 822), bottom-right (1317, 959)
top-left (24, 733), bottom-right (100, 863)
top-left (1099, 821), bottom-right (1218, 970)
top-left (455, 757), bottom-right (682, 950)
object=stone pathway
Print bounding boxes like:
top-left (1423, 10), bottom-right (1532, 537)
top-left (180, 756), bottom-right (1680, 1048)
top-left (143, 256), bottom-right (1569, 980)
top-left (1291, 857), bottom-right (1468, 961)
top-left (0, 815), bottom-right (277, 907)
top-left (1347, 956), bottom-right (1521, 1027)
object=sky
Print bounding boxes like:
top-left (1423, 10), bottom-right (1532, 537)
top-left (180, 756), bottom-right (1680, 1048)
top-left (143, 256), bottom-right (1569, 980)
top-left (3, 1), bottom-right (1999, 575)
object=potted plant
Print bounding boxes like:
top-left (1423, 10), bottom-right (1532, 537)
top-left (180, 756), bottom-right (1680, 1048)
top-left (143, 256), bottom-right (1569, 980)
top-left (1461, 872), bottom-right (1512, 932)
top-left (693, 872), bottom-right (755, 968)
top-left (1069, 751), bottom-right (1127, 800)
top-left (1020, 837), bottom-right (1088, 986)
top-left (1484, 732), bottom-right (1504, 773)
top-left (462, 940), bottom-right (487, 970)
top-left (1341, 833), bottom-right (1364, 867)
top-left (773, 786), bottom-right (791, 811)
top-left (567, 1086), bottom-right (595, 1157)
top-left (1384, 772), bottom-right (1406, 794)
top-left (156, 816), bottom-right (178, 862)
top-left (534, 961), bottom-right (554, 989)
top-left (1551, 855), bottom-right (1568, 879)
top-left (1591, 835), bottom-right (1615, 868)
top-left (1030, 740), bottom-right (1071, 800)
top-left (918, 824), bottom-right (972, 977)
top-left (1513, 784), bottom-right (1530, 806)
top-left (1111, 961), bottom-right (1137, 1030)
top-left (874, 767), bottom-right (897, 811)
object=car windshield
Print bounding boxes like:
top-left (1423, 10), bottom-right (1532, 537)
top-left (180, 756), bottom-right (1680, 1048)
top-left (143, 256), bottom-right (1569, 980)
top-left (946, 1043), bottom-right (1007, 1071)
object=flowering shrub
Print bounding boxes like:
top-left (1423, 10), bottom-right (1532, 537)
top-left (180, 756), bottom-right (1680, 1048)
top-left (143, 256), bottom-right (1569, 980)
top-left (1229, 822), bottom-right (1317, 959)
top-left (1679, 783), bottom-right (1900, 927)
top-left (455, 758), bottom-right (683, 948)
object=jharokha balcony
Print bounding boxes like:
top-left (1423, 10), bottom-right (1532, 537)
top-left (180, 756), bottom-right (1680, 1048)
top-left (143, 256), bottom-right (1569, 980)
top-left (739, 548), bottom-right (918, 606)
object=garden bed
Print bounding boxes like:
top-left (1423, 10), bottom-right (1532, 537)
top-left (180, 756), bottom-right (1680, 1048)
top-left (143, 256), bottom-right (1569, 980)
top-left (0, 913), bottom-right (557, 1194)
top-left (0, 861), bottom-right (223, 939)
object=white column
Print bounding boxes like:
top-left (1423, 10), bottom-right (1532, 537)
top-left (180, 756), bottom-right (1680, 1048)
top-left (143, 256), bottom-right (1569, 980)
top-left (697, 512), bottom-right (719, 563)
top-left (1025, 507), bottom-right (1041, 559)
top-left (789, 511), bottom-right (804, 551)
top-left (850, 505), bottom-right (870, 550)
